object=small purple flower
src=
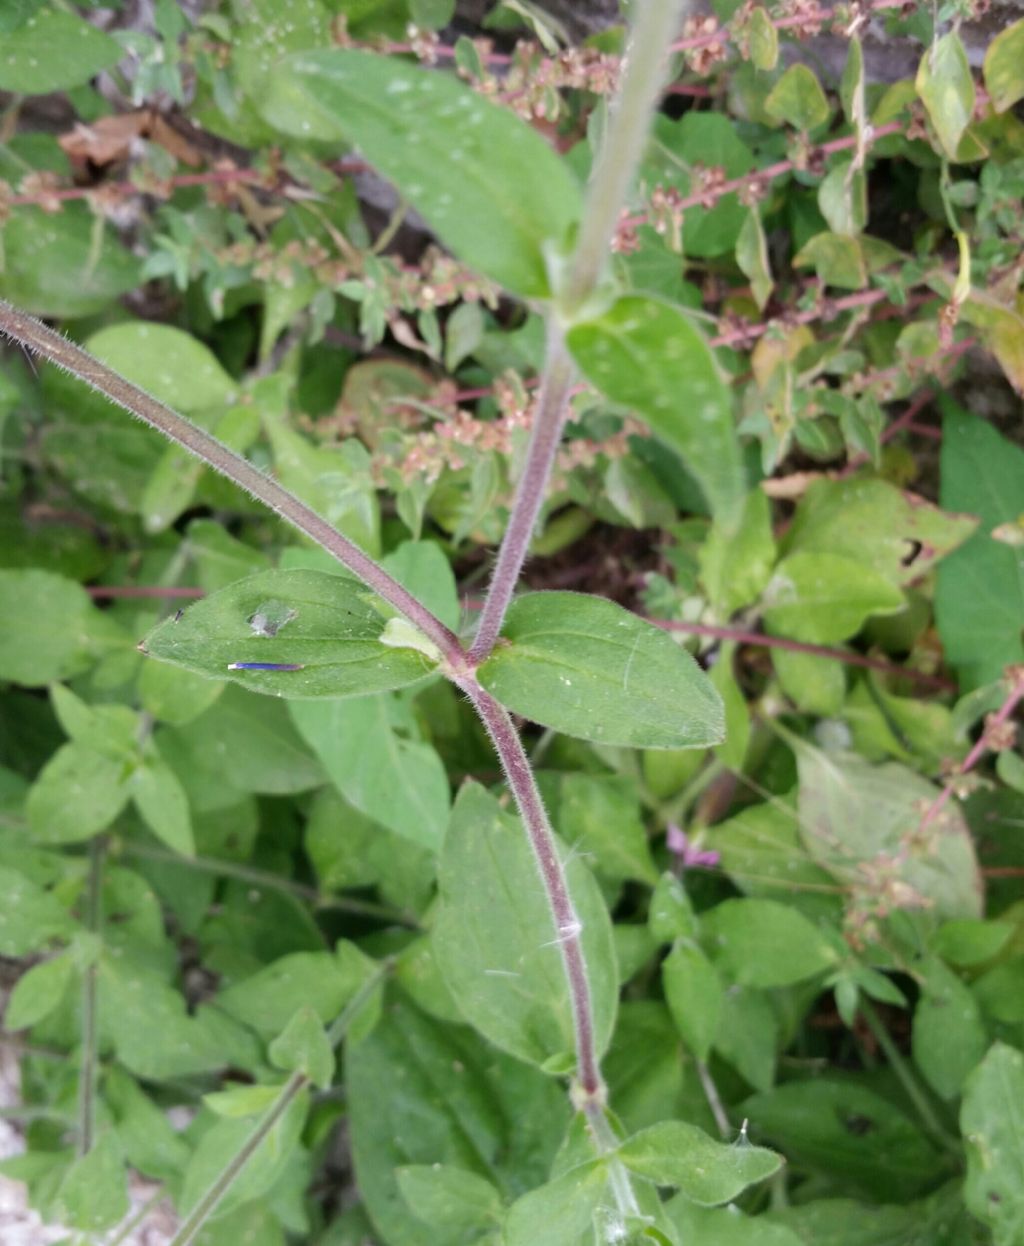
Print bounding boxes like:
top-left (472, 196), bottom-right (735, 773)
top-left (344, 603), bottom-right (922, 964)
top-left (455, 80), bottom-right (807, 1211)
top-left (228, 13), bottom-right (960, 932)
top-left (667, 823), bottom-right (720, 870)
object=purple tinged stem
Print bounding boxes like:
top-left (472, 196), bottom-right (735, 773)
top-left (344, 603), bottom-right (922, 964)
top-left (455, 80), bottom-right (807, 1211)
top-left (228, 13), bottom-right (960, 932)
top-left (459, 677), bottom-right (604, 1101)
top-left (0, 299), bottom-right (464, 670)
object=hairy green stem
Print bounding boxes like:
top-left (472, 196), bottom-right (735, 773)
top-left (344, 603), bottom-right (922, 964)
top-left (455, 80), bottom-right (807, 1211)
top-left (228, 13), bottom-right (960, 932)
top-left (583, 1101), bottom-right (640, 1219)
top-left (459, 679), bottom-right (604, 1101)
top-left (696, 1059), bottom-right (731, 1139)
top-left (167, 961), bottom-right (391, 1246)
top-left (468, 0), bottom-right (691, 664)
top-left (468, 324), bottom-right (575, 662)
top-left (559, 0), bottom-right (691, 315)
top-left (77, 836), bottom-right (105, 1157)
top-left (0, 300), bottom-right (463, 668)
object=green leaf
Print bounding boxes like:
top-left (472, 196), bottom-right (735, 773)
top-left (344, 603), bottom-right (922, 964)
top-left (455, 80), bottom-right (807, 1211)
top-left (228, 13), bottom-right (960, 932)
top-left (817, 162), bottom-right (868, 236)
top-left (916, 33), bottom-right (975, 159)
top-left (106, 1067), bottom-right (191, 1184)
top-left (961, 1043), bottom-right (1024, 1244)
top-left (711, 643), bottom-right (751, 771)
top-left (0, 8), bottom-right (122, 93)
top-left (0, 205), bottom-right (140, 318)
top-left (263, 49), bottom-right (582, 299)
top-left (567, 296), bottom-right (746, 525)
top-left (138, 658), bottom-right (225, 726)
top-left (187, 518), bottom-right (271, 592)
top-left (54, 1133), bottom-right (129, 1233)
top-left (772, 647), bottom-right (845, 716)
top-left (556, 773), bottom-right (657, 884)
top-left (998, 749), bottom-right (1024, 794)
top-left (762, 552), bottom-right (904, 644)
top-left (180, 1090), bottom-right (309, 1222)
top-left (618, 1120), bottom-right (781, 1204)
top-left (164, 685), bottom-right (324, 797)
top-left (444, 301), bottom-right (485, 374)
top-left (0, 865), bottom-right (77, 956)
top-left (142, 569), bottom-right (434, 699)
top-left (765, 64), bottom-right (830, 131)
top-left (791, 739), bottom-right (983, 921)
top-left (911, 956), bottom-right (987, 1100)
top-left (381, 540), bottom-right (461, 632)
top-left (27, 742), bottom-right (132, 844)
top-left (646, 113), bottom-right (755, 259)
top-left (663, 939), bottom-right (723, 1062)
top-left (931, 918), bottom-right (1014, 967)
top-left (504, 1161), bottom-right (609, 1246)
top-left (668, 1199), bottom-right (803, 1246)
top-left (130, 757), bottom-right (195, 856)
top-left (50, 684), bottom-right (138, 757)
top-left (0, 570), bottom-right (103, 685)
top-left (409, 0), bottom-right (457, 29)
top-left (743, 1080), bottom-right (942, 1201)
top-left (935, 401), bottom-right (1024, 689)
top-left (699, 488), bottom-right (776, 618)
top-left (648, 872), bottom-right (699, 944)
top-left (476, 591), bottom-right (724, 750)
top-left (840, 35), bottom-right (866, 126)
top-left (97, 957), bottom-right (252, 1081)
top-left (736, 208), bottom-right (774, 312)
top-left (269, 1005), bottom-right (335, 1089)
top-left (396, 1165), bottom-right (502, 1234)
top-left (433, 782), bottom-right (618, 1069)
top-left (348, 992), bottom-right (568, 1246)
top-left (703, 898), bottom-right (836, 988)
top-left (85, 322), bottom-right (237, 412)
top-left (262, 405), bottom-right (380, 557)
top-left (290, 695), bottom-right (449, 852)
top-left (748, 6), bottom-right (779, 71)
top-left (217, 946), bottom-right (373, 1041)
top-left (984, 17), bottom-right (1024, 113)
top-left (5, 951), bottom-right (75, 1030)
top-left (783, 475), bottom-right (979, 588)
top-left (203, 1085), bottom-right (282, 1118)
top-left (793, 232), bottom-right (866, 290)
top-left (709, 799), bottom-right (840, 923)
top-left (715, 986), bottom-right (778, 1092)
top-left (767, 1184), bottom-right (976, 1245)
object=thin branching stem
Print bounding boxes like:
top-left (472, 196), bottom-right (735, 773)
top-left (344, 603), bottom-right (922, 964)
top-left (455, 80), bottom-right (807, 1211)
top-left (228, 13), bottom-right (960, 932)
top-left (0, 300), bottom-right (463, 668)
top-left (468, 323), bottom-right (575, 662)
top-left (468, 0), bottom-right (692, 663)
top-left (459, 680), bottom-right (603, 1100)
top-left (77, 835), bottom-right (105, 1157)
top-left (858, 998), bottom-right (961, 1157)
top-left (560, 0), bottom-right (692, 315)
top-left (167, 961), bottom-right (391, 1246)
top-left (120, 842), bottom-right (420, 928)
top-left (583, 1100), bottom-right (640, 1218)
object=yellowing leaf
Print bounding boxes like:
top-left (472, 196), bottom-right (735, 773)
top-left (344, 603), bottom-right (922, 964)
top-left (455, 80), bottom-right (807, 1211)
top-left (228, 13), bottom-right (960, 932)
top-left (984, 17), bottom-right (1024, 113)
top-left (748, 6), bottom-right (778, 71)
top-left (736, 208), bottom-right (773, 311)
top-left (765, 64), bottom-right (830, 131)
top-left (916, 33), bottom-right (975, 159)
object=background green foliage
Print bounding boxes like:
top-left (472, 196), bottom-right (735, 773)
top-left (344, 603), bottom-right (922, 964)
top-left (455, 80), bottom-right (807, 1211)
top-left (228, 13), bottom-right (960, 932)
top-left (2, 0), bottom-right (1024, 1243)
